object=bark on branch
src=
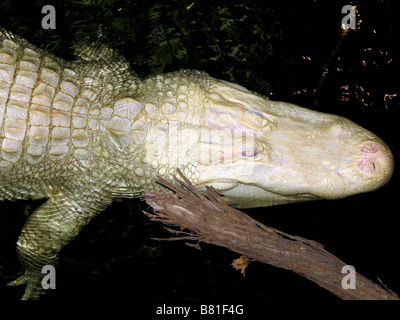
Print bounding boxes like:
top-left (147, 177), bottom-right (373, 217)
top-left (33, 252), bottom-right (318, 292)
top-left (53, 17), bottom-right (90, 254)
top-left (143, 170), bottom-right (398, 300)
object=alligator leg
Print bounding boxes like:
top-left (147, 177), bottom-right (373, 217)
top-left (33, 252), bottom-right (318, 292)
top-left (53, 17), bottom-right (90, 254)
top-left (7, 190), bottom-right (112, 300)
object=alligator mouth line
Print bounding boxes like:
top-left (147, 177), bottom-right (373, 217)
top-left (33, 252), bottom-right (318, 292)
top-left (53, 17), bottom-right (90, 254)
top-left (196, 180), bottom-right (240, 191)
top-left (197, 180), bottom-right (321, 201)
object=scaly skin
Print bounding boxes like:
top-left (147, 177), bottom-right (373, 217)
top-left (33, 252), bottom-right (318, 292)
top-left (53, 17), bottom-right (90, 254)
top-left (0, 29), bottom-right (394, 299)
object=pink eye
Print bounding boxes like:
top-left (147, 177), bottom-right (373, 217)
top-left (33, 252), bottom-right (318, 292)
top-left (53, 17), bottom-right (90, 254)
top-left (240, 145), bottom-right (260, 158)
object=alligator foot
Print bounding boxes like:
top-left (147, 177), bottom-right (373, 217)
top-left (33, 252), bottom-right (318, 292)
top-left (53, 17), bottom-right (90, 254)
top-left (7, 270), bottom-right (46, 300)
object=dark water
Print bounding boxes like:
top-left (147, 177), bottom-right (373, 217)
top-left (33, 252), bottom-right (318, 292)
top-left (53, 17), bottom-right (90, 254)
top-left (0, 0), bottom-right (398, 306)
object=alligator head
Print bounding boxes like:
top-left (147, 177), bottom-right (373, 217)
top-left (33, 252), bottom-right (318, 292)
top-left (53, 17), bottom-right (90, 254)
top-left (141, 72), bottom-right (394, 208)
top-left (196, 79), bottom-right (393, 207)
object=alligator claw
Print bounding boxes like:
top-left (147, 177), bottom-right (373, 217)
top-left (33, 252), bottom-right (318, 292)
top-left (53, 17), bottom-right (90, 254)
top-left (7, 270), bottom-right (45, 300)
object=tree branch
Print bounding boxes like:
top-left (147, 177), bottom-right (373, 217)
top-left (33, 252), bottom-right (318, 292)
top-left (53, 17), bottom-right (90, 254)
top-left (143, 170), bottom-right (398, 300)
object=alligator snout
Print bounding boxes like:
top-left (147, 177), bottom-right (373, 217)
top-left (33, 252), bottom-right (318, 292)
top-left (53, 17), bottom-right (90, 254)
top-left (357, 141), bottom-right (394, 187)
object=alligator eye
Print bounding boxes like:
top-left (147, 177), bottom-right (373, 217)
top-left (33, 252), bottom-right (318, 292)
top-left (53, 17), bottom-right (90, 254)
top-left (244, 109), bottom-right (269, 128)
top-left (239, 145), bottom-right (261, 158)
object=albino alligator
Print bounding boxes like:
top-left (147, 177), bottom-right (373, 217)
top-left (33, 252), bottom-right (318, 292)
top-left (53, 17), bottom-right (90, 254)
top-left (0, 28), bottom-right (394, 299)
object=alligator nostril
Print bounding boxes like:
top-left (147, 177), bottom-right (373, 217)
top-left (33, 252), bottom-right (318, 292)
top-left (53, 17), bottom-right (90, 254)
top-left (358, 159), bottom-right (376, 174)
top-left (360, 143), bottom-right (379, 154)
